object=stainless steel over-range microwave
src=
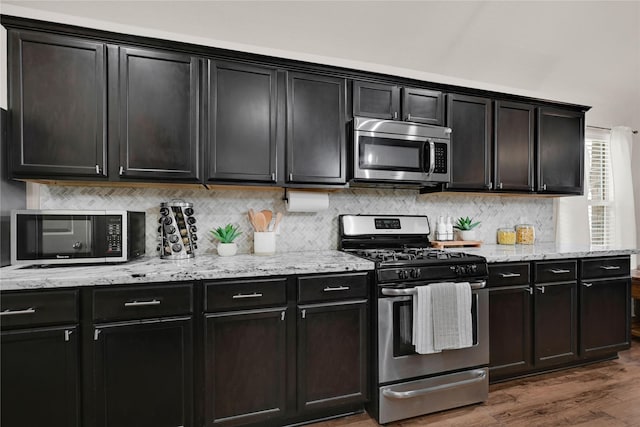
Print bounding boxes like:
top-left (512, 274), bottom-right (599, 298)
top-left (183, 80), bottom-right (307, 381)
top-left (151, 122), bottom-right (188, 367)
top-left (352, 116), bottom-right (451, 187)
top-left (11, 210), bottom-right (146, 266)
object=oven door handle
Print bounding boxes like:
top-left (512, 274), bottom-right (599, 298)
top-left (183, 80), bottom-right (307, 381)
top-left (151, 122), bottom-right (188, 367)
top-left (382, 369), bottom-right (487, 399)
top-left (381, 280), bottom-right (486, 296)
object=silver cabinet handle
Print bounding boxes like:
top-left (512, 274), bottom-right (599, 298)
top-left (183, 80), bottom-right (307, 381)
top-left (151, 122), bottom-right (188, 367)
top-left (119, 165), bottom-right (124, 175)
top-left (301, 309), bottom-right (306, 319)
top-left (65, 330), bottom-right (73, 342)
top-left (537, 286), bottom-right (546, 294)
top-left (499, 272), bottom-right (521, 278)
top-left (393, 111), bottom-right (398, 120)
top-left (600, 265), bottom-right (621, 270)
top-left (487, 181), bottom-right (493, 190)
top-left (95, 164), bottom-right (101, 174)
top-left (0, 308), bottom-right (36, 316)
top-left (382, 370), bottom-right (486, 399)
top-left (323, 286), bottom-right (350, 292)
top-left (94, 329), bottom-right (101, 341)
top-left (542, 183), bottom-right (547, 191)
top-left (527, 287), bottom-right (533, 295)
top-left (281, 311), bottom-right (286, 321)
top-left (583, 282), bottom-right (593, 287)
top-left (407, 113), bottom-right (412, 121)
top-left (549, 268), bottom-right (571, 274)
top-left (124, 299), bottom-right (161, 307)
top-left (232, 292), bottom-right (263, 299)
top-left (288, 172), bottom-right (293, 182)
top-left (498, 182), bottom-right (503, 189)
top-left (271, 172), bottom-right (276, 182)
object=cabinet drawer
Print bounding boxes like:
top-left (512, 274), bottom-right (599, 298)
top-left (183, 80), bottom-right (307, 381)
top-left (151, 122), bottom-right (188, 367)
top-left (0, 290), bottom-right (78, 329)
top-left (581, 257), bottom-right (630, 280)
top-left (488, 263), bottom-right (530, 287)
top-left (298, 272), bottom-right (368, 303)
top-left (535, 260), bottom-right (577, 283)
top-left (205, 278), bottom-right (287, 312)
top-left (93, 284), bottom-right (193, 322)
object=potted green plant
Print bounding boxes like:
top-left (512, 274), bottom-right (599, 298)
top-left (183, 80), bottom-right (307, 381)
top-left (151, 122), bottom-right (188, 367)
top-left (453, 216), bottom-right (481, 241)
top-left (210, 224), bottom-right (242, 256)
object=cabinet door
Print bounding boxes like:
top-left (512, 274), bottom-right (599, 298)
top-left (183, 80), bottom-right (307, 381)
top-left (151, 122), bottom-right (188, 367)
top-left (118, 47), bottom-right (200, 181)
top-left (580, 278), bottom-right (630, 357)
top-left (353, 81), bottom-right (399, 120)
top-left (207, 61), bottom-right (277, 183)
top-left (537, 107), bottom-right (584, 194)
top-left (8, 31), bottom-right (107, 178)
top-left (446, 94), bottom-right (492, 190)
top-left (297, 300), bottom-right (368, 412)
top-left (488, 286), bottom-right (532, 381)
top-left (1, 326), bottom-right (79, 427)
top-left (92, 318), bottom-right (193, 427)
top-left (204, 308), bottom-right (287, 426)
top-left (534, 282), bottom-right (578, 368)
top-left (402, 87), bottom-right (443, 125)
top-left (287, 72), bottom-right (347, 184)
top-left (494, 101), bottom-right (535, 191)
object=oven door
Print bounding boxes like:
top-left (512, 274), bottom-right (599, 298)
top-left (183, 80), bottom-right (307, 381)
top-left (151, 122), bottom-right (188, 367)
top-left (378, 282), bottom-right (488, 384)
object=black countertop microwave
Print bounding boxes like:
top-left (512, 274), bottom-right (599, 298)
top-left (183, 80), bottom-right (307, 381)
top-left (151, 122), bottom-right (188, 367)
top-left (10, 210), bottom-right (145, 266)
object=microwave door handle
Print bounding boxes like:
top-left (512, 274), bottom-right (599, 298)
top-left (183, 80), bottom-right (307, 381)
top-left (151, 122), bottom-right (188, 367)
top-left (426, 140), bottom-right (435, 175)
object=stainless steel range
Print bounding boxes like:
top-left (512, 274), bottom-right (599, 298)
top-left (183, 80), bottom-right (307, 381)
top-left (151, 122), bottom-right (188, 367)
top-left (339, 214), bottom-right (489, 424)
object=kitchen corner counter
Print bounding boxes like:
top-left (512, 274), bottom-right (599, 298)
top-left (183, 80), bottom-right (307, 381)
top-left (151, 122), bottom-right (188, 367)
top-left (0, 251), bottom-right (375, 291)
top-left (457, 243), bottom-right (640, 263)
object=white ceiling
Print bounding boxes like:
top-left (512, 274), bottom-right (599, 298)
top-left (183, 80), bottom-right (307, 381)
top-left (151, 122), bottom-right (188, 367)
top-left (2, 1), bottom-right (640, 129)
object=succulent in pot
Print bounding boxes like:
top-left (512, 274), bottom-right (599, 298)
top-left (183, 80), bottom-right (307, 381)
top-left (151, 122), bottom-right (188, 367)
top-left (453, 217), bottom-right (480, 241)
top-left (210, 224), bottom-right (242, 256)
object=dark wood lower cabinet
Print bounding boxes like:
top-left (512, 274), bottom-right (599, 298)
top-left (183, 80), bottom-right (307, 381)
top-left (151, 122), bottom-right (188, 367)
top-left (297, 300), bottom-right (368, 413)
top-left (488, 286), bottom-right (532, 380)
top-left (92, 317), bottom-right (193, 427)
top-left (1, 326), bottom-right (80, 427)
top-left (534, 281), bottom-right (578, 368)
top-left (580, 278), bottom-right (631, 357)
top-left (204, 308), bottom-right (287, 427)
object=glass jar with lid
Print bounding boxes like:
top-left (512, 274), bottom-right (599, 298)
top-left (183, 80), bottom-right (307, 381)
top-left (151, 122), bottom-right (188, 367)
top-left (497, 228), bottom-right (516, 245)
top-left (515, 224), bottom-right (535, 245)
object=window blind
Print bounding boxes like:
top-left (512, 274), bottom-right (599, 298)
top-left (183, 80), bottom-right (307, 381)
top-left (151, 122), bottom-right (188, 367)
top-left (585, 136), bottom-right (614, 245)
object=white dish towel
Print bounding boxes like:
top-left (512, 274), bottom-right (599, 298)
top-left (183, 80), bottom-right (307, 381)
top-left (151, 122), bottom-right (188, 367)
top-left (412, 282), bottom-right (473, 354)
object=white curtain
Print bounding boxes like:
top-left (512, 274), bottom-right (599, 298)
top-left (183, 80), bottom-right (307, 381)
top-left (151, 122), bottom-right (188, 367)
top-left (610, 126), bottom-right (637, 267)
top-left (554, 148), bottom-right (590, 246)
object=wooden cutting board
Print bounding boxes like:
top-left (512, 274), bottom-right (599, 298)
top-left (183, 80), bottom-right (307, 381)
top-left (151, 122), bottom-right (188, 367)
top-left (430, 240), bottom-right (482, 249)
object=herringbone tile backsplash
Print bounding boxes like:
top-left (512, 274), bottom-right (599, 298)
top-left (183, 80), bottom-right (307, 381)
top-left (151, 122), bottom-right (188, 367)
top-left (39, 185), bottom-right (554, 256)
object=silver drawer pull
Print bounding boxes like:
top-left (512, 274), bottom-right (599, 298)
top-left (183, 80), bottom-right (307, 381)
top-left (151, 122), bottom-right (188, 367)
top-left (382, 370), bottom-right (486, 399)
top-left (583, 282), bottom-right (594, 287)
top-left (323, 286), bottom-right (350, 292)
top-left (499, 272), bottom-right (521, 278)
top-left (232, 293), bottom-right (263, 299)
top-left (124, 299), bottom-right (161, 307)
top-left (0, 308), bottom-right (36, 316)
top-left (549, 268), bottom-right (571, 274)
top-left (599, 265), bottom-right (621, 270)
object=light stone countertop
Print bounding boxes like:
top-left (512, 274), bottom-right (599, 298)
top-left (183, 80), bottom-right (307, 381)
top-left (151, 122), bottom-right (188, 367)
top-left (0, 251), bottom-right (375, 291)
top-left (453, 243), bottom-right (640, 263)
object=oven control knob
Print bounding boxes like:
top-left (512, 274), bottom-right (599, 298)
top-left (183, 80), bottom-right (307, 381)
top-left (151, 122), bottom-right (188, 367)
top-left (468, 264), bottom-right (477, 273)
top-left (398, 270), bottom-right (409, 280)
top-left (410, 268), bottom-right (421, 278)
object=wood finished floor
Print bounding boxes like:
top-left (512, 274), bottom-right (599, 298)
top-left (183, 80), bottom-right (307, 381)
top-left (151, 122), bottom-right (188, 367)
top-left (314, 340), bottom-right (640, 426)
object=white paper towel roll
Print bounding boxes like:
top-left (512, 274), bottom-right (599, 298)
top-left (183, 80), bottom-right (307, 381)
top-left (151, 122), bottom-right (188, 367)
top-left (286, 191), bottom-right (329, 212)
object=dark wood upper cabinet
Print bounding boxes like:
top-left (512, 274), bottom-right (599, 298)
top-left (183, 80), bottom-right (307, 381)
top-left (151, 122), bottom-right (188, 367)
top-left (92, 318), bottom-right (193, 427)
top-left (206, 61), bottom-right (277, 183)
top-left (8, 30), bottom-right (107, 178)
top-left (494, 101), bottom-right (535, 192)
top-left (446, 94), bottom-right (492, 190)
top-left (1, 326), bottom-right (80, 427)
top-left (402, 87), bottom-right (444, 125)
top-left (352, 81), bottom-right (400, 120)
top-left (297, 301), bottom-right (368, 413)
top-left (537, 107), bottom-right (584, 194)
top-left (117, 47), bottom-right (200, 181)
top-left (287, 72), bottom-right (347, 185)
top-left (353, 81), bottom-right (444, 125)
top-left (204, 308), bottom-right (287, 426)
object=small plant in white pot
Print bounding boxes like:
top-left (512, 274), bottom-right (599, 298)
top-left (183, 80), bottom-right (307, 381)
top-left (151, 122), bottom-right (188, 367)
top-left (454, 217), bottom-right (480, 241)
top-left (211, 224), bottom-right (242, 256)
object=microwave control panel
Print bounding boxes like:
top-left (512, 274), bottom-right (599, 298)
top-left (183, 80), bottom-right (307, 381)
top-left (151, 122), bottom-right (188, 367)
top-left (433, 142), bottom-right (448, 174)
top-left (105, 216), bottom-right (123, 253)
